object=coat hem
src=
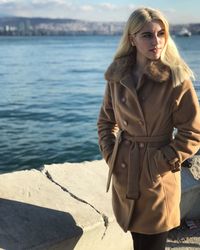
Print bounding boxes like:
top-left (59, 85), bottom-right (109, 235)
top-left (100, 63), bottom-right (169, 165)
top-left (128, 223), bottom-right (181, 235)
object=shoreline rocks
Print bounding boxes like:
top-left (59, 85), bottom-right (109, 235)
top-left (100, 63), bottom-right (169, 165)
top-left (0, 158), bottom-right (199, 249)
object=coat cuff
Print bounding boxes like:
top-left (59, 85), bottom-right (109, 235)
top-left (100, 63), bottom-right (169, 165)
top-left (99, 143), bottom-right (114, 165)
top-left (160, 145), bottom-right (181, 172)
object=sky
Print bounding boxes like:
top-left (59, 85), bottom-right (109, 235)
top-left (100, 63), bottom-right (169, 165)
top-left (0, 0), bottom-right (200, 24)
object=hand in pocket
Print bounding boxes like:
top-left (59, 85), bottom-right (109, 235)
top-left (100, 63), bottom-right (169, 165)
top-left (153, 150), bottom-right (171, 176)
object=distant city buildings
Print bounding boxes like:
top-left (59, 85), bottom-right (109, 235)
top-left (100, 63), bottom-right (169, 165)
top-left (0, 17), bottom-right (200, 36)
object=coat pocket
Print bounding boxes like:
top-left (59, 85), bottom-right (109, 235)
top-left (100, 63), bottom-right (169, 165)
top-left (148, 147), bottom-right (172, 184)
top-left (153, 149), bottom-right (171, 177)
top-left (147, 147), bottom-right (161, 184)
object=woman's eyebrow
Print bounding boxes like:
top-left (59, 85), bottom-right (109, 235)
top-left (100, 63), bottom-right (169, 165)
top-left (140, 29), bottom-right (165, 35)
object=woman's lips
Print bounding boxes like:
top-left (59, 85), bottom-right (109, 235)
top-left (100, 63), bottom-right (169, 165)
top-left (149, 48), bottom-right (160, 53)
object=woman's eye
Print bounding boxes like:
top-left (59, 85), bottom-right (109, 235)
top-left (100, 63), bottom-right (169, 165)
top-left (143, 33), bottom-right (152, 38)
top-left (158, 31), bottom-right (165, 36)
top-left (141, 31), bottom-right (165, 38)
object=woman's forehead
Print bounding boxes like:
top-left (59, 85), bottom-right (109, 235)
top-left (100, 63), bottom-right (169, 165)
top-left (139, 20), bottom-right (165, 33)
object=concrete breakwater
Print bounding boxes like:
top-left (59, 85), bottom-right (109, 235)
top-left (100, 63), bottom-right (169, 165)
top-left (0, 157), bottom-right (199, 250)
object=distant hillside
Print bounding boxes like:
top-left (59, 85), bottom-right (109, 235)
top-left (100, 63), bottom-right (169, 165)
top-left (0, 16), bottom-right (124, 35)
top-left (0, 16), bottom-right (83, 26)
top-left (0, 16), bottom-right (199, 36)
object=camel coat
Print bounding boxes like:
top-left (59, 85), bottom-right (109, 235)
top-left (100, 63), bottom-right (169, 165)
top-left (97, 54), bottom-right (200, 234)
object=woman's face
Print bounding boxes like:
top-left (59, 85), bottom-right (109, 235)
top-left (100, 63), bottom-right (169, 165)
top-left (130, 20), bottom-right (166, 64)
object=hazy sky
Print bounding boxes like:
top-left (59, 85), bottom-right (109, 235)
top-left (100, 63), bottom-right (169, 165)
top-left (0, 0), bottom-right (200, 24)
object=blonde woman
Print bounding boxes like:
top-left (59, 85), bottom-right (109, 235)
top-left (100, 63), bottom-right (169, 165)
top-left (97, 7), bottom-right (200, 250)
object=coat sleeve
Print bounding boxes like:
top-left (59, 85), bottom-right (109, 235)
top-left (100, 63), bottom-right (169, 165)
top-left (97, 81), bottom-right (117, 164)
top-left (160, 79), bottom-right (200, 172)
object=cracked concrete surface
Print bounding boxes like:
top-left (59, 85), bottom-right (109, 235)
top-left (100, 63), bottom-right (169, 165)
top-left (0, 160), bottom-right (132, 250)
top-left (42, 161), bottom-right (118, 242)
top-left (44, 169), bottom-right (109, 236)
top-left (42, 160), bottom-right (132, 249)
top-left (0, 158), bottom-right (199, 249)
top-left (42, 161), bottom-right (114, 219)
top-left (0, 168), bottom-right (105, 249)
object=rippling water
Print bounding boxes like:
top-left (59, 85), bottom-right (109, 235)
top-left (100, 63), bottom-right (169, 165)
top-left (0, 35), bottom-right (199, 173)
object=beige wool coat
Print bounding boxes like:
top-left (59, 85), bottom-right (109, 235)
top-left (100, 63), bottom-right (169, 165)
top-left (97, 54), bottom-right (200, 234)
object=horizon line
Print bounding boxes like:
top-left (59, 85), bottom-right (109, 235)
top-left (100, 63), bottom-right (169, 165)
top-left (0, 15), bottom-right (200, 26)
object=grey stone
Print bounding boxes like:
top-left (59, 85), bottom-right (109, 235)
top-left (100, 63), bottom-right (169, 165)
top-left (0, 156), bottom-right (199, 250)
top-left (181, 156), bottom-right (200, 219)
top-left (0, 169), bottom-right (102, 249)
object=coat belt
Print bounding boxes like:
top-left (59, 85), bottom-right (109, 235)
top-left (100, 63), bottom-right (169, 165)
top-left (106, 130), bottom-right (172, 200)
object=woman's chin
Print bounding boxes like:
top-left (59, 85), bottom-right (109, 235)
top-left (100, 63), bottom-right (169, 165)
top-left (148, 54), bottom-right (161, 61)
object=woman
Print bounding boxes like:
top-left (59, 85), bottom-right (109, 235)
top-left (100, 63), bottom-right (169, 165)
top-left (97, 7), bottom-right (200, 250)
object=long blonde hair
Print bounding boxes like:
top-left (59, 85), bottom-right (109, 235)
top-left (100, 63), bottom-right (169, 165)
top-left (114, 7), bottom-right (195, 86)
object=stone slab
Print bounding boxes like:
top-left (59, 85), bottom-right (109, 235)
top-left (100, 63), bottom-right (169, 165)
top-left (0, 156), bottom-right (199, 250)
top-left (180, 156), bottom-right (200, 219)
top-left (46, 222), bottom-right (132, 250)
top-left (43, 160), bottom-right (113, 219)
top-left (0, 169), bottom-right (103, 250)
top-left (43, 160), bottom-right (133, 249)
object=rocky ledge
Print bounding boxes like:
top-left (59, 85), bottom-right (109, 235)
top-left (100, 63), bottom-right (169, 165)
top-left (0, 156), bottom-right (199, 250)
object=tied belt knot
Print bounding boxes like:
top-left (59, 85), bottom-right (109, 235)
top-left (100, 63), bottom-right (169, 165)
top-left (106, 130), bottom-right (172, 200)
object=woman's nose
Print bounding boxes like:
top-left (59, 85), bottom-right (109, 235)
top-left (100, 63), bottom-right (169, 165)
top-left (152, 35), bottom-right (159, 46)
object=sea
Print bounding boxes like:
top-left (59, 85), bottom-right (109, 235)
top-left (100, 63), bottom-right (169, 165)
top-left (0, 35), bottom-right (200, 173)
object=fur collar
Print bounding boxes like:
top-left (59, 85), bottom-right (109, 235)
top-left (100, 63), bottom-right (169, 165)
top-left (104, 53), bottom-right (171, 83)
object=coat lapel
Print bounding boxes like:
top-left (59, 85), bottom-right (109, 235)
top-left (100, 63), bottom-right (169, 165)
top-left (120, 73), bottom-right (137, 97)
top-left (120, 73), bottom-right (146, 127)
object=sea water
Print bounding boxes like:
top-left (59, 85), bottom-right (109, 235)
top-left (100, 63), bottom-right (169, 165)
top-left (0, 35), bottom-right (199, 172)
